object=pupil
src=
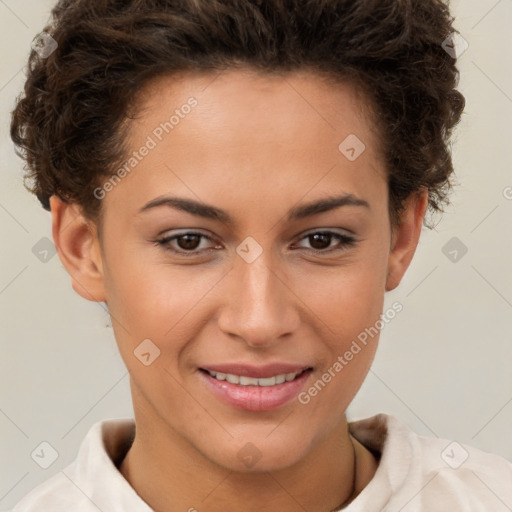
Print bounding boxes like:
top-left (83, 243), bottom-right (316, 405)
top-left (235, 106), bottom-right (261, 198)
top-left (310, 233), bottom-right (331, 250)
top-left (178, 234), bottom-right (201, 250)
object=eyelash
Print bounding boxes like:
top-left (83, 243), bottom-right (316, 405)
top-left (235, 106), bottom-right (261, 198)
top-left (154, 230), bottom-right (357, 257)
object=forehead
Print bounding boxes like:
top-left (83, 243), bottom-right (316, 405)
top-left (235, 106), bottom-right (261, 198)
top-left (132, 68), bottom-right (378, 146)
top-left (106, 68), bottom-right (386, 219)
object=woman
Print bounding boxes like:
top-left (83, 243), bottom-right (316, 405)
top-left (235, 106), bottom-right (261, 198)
top-left (9, 0), bottom-right (512, 510)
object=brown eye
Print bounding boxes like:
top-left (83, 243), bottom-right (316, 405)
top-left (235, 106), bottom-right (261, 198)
top-left (308, 233), bottom-right (332, 250)
top-left (156, 231), bottom-right (218, 256)
top-left (175, 234), bottom-right (202, 251)
top-left (295, 231), bottom-right (357, 253)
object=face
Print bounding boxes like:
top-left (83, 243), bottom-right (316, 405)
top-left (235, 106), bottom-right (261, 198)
top-left (54, 68), bottom-right (425, 472)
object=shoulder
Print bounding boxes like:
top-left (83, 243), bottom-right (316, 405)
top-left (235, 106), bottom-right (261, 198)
top-left (11, 471), bottom-right (94, 512)
top-left (11, 418), bottom-right (138, 512)
top-left (348, 413), bottom-right (512, 510)
top-left (411, 423), bottom-right (512, 508)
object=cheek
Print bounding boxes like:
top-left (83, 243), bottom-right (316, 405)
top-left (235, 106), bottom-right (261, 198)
top-left (295, 242), bottom-right (387, 381)
top-left (297, 270), bottom-right (384, 419)
top-left (104, 255), bottom-right (226, 354)
top-left (294, 247), bottom-right (388, 330)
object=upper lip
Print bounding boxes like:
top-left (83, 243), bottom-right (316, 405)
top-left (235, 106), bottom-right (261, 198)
top-left (200, 363), bottom-right (312, 379)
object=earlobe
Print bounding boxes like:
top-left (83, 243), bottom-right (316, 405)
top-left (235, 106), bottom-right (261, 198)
top-left (385, 189), bottom-right (428, 292)
top-left (50, 195), bottom-right (107, 302)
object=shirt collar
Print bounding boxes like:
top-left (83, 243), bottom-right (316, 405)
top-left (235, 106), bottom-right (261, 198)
top-left (64, 417), bottom-right (152, 512)
top-left (65, 413), bottom-right (411, 512)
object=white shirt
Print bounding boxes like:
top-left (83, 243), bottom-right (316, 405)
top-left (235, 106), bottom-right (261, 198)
top-left (9, 414), bottom-right (512, 511)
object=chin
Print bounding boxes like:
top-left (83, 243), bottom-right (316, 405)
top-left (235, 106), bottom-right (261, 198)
top-left (201, 433), bottom-right (309, 474)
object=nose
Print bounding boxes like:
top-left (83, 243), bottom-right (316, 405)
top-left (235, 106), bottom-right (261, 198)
top-left (217, 250), bottom-right (300, 348)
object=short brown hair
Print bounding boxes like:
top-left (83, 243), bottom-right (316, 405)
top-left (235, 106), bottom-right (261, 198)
top-left (10, 0), bottom-right (465, 228)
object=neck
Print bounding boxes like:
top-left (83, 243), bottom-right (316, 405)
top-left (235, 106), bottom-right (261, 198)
top-left (118, 410), bottom-right (378, 512)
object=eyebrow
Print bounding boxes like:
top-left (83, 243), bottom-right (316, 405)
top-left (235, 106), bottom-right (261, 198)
top-left (139, 193), bottom-right (370, 224)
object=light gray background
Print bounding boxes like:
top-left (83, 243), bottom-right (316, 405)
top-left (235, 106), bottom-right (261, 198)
top-left (1, 0), bottom-right (511, 509)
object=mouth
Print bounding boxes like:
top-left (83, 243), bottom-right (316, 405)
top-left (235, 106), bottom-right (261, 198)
top-left (197, 366), bottom-right (314, 412)
top-left (199, 367), bottom-right (312, 387)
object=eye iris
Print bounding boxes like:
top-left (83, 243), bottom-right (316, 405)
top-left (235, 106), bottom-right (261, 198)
top-left (309, 233), bottom-right (331, 250)
top-left (177, 234), bottom-right (202, 250)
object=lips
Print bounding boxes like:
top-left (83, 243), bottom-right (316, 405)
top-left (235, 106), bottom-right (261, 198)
top-left (198, 365), bottom-right (313, 411)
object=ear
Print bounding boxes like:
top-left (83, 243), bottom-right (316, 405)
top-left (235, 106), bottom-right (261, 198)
top-left (50, 195), bottom-right (106, 302)
top-left (385, 188), bottom-right (429, 292)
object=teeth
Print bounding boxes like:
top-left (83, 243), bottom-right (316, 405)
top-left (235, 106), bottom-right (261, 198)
top-left (275, 374), bottom-right (286, 384)
top-left (226, 373), bottom-right (239, 384)
top-left (207, 370), bottom-right (303, 386)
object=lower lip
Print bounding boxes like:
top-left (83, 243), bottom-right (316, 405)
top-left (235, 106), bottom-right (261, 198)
top-left (199, 369), bottom-right (312, 412)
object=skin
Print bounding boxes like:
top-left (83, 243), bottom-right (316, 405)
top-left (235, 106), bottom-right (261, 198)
top-left (50, 69), bottom-right (428, 512)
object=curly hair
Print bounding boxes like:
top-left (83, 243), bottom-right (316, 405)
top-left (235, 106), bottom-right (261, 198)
top-left (10, 0), bottom-right (465, 229)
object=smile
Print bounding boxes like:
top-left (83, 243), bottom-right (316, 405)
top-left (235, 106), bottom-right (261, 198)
top-left (204, 369), bottom-right (308, 387)
top-left (199, 367), bottom-right (313, 411)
